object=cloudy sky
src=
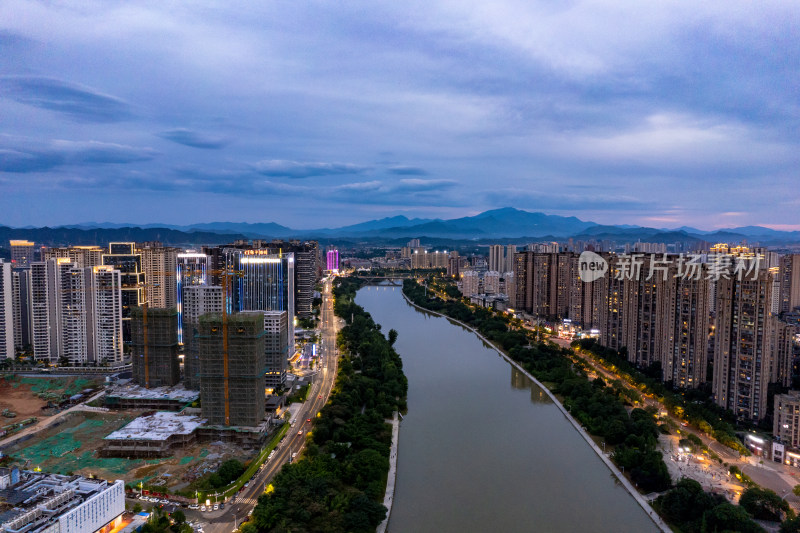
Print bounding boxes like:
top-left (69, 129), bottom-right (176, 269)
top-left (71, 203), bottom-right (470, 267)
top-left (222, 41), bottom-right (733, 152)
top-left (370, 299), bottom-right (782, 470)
top-left (1, 1), bottom-right (798, 229)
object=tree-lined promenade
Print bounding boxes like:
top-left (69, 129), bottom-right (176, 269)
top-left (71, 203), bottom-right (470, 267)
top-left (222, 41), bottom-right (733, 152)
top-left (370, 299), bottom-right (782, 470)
top-left (250, 278), bottom-right (407, 533)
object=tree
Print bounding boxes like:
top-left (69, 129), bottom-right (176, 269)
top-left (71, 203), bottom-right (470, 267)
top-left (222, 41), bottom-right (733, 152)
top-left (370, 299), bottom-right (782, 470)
top-left (217, 459), bottom-right (245, 485)
top-left (387, 329), bottom-right (398, 347)
top-left (171, 510), bottom-right (185, 525)
top-left (657, 478), bottom-right (718, 526)
top-left (701, 503), bottom-right (764, 533)
top-left (793, 484), bottom-right (800, 498)
top-left (132, 503), bottom-right (143, 513)
top-left (740, 486), bottom-right (793, 522)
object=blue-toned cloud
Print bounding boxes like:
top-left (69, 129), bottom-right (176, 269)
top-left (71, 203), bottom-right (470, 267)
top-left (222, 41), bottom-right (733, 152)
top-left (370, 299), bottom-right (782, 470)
top-left (158, 129), bottom-right (230, 149)
top-left (0, 1), bottom-right (799, 228)
top-left (387, 166), bottom-right (428, 176)
top-left (252, 159), bottom-right (370, 179)
top-left (0, 76), bottom-right (132, 123)
top-left (0, 137), bottom-right (157, 173)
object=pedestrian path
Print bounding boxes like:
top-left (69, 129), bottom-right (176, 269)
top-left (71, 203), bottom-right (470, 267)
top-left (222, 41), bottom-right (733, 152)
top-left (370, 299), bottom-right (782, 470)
top-left (376, 412), bottom-right (400, 533)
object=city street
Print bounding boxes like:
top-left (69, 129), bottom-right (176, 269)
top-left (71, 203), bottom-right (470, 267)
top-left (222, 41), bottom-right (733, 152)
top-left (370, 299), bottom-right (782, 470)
top-left (178, 277), bottom-right (341, 533)
top-left (549, 336), bottom-right (800, 510)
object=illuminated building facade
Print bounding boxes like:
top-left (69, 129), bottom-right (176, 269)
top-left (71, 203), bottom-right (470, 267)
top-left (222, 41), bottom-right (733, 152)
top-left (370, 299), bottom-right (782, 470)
top-left (225, 249), bottom-right (295, 346)
top-left (9, 240), bottom-right (35, 268)
top-left (326, 249), bottom-right (339, 272)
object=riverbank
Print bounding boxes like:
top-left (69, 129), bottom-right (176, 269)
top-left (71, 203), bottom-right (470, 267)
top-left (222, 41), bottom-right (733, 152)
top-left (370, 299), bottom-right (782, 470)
top-left (401, 292), bottom-right (671, 533)
top-left (377, 411), bottom-right (400, 533)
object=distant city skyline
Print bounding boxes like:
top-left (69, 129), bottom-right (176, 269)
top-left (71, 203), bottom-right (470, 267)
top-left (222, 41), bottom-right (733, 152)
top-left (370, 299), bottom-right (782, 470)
top-left (1, 2), bottom-right (798, 230)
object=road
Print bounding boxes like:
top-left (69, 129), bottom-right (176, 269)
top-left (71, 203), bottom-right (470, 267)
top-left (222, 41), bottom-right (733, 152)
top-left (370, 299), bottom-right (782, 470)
top-left (187, 277), bottom-right (341, 533)
top-left (551, 336), bottom-right (800, 509)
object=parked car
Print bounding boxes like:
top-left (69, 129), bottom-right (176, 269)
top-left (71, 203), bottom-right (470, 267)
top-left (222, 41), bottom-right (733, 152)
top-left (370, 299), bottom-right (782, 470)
top-left (188, 504), bottom-right (199, 510)
top-left (213, 504), bottom-right (219, 511)
top-left (219, 503), bottom-right (225, 510)
top-left (200, 505), bottom-right (206, 512)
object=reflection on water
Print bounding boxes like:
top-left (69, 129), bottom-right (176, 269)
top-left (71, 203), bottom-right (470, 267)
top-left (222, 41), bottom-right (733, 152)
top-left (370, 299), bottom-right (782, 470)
top-left (356, 284), bottom-right (657, 533)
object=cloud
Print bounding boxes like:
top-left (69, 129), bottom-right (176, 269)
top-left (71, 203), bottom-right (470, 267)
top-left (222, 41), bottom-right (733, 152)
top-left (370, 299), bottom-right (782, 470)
top-left (387, 165), bottom-right (428, 176)
top-left (158, 128), bottom-right (230, 149)
top-left (484, 188), bottom-right (655, 212)
top-left (252, 159), bottom-right (369, 179)
top-left (0, 76), bottom-right (133, 122)
top-left (0, 137), bottom-right (157, 173)
top-left (394, 178), bottom-right (457, 192)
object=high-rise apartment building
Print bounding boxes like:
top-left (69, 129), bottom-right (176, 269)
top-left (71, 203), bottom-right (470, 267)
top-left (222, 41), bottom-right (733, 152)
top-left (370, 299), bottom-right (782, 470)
top-left (182, 285), bottom-right (223, 389)
top-left (131, 307), bottom-right (179, 388)
top-left (780, 254), bottom-right (800, 314)
top-left (176, 252), bottom-right (209, 345)
top-left (87, 266), bottom-right (124, 365)
top-left (11, 268), bottom-right (32, 352)
top-left (29, 259), bottom-right (124, 364)
top-left (484, 271), bottom-right (500, 294)
top-left (0, 261), bottom-right (13, 359)
top-left (42, 246), bottom-right (103, 268)
top-left (198, 312), bottom-right (266, 427)
top-left (460, 270), bottom-right (479, 297)
top-left (504, 245), bottom-right (517, 274)
top-left (774, 391), bottom-right (800, 449)
top-left (447, 251), bottom-right (460, 278)
top-left (9, 240), bottom-right (35, 267)
top-left (264, 310), bottom-right (288, 389)
top-left (488, 245), bottom-right (504, 273)
top-left (102, 243), bottom-right (145, 345)
top-left (139, 243), bottom-right (178, 309)
top-left (713, 269), bottom-right (775, 421)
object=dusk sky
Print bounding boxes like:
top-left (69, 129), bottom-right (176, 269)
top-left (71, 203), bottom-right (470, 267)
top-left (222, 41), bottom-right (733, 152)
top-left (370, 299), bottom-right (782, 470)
top-left (1, 1), bottom-right (798, 230)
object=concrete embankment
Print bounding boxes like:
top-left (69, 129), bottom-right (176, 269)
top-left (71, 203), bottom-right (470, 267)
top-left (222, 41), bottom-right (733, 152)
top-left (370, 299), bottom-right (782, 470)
top-left (401, 293), bottom-right (671, 533)
top-left (376, 411), bottom-right (400, 533)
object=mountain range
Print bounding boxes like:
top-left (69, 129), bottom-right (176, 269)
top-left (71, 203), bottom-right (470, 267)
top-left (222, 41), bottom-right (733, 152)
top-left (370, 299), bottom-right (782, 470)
top-left (3, 208), bottom-right (800, 246)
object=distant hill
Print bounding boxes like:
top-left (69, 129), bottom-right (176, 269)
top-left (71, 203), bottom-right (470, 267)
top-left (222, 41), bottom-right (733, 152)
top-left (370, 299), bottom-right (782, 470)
top-left (10, 207), bottom-right (800, 245)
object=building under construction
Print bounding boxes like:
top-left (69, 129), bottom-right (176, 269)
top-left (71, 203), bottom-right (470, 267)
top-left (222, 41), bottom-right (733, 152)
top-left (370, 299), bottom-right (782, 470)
top-left (131, 307), bottom-right (180, 388)
top-left (197, 312), bottom-right (266, 427)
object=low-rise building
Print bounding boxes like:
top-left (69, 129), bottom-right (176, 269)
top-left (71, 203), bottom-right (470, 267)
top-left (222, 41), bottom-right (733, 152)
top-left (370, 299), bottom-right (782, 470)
top-left (101, 412), bottom-right (206, 458)
top-left (103, 382), bottom-right (198, 411)
top-left (0, 471), bottom-right (124, 533)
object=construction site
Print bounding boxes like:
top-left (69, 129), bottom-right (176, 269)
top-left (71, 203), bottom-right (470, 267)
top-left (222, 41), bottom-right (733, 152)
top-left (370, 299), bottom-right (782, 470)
top-left (0, 409), bottom-right (259, 494)
top-left (197, 312), bottom-right (267, 428)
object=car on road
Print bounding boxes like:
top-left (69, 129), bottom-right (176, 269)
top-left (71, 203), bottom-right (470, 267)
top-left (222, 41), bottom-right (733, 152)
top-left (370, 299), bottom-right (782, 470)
top-left (268, 450), bottom-right (275, 459)
top-left (244, 482), bottom-right (250, 488)
top-left (318, 395), bottom-right (322, 399)
top-left (297, 430), bottom-right (303, 436)
top-left (219, 503), bottom-right (225, 509)
top-left (160, 499), bottom-right (169, 504)
top-left (200, 505), bottom-right (206, 512)
top-left (188, 504), bottom-right (199, 510)
top-left (213, 504), bottom-right (219, 511)
top-left (306, 418), bottom-right (311, 422)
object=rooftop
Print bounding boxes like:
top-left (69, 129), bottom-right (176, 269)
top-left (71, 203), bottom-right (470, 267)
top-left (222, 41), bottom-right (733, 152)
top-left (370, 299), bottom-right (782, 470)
top-left (105, 383), bottom-right (199, 402)
top-left (104, 412), bottom-right (206, 442)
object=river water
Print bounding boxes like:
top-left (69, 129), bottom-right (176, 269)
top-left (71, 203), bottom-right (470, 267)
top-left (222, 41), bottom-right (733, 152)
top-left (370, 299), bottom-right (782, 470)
top-left (356, 284), bottom-right (658, 533)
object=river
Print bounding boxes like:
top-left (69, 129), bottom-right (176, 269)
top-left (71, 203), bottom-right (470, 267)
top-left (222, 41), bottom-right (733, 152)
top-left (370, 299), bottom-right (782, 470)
top-left (356, 284), bottom-right (658, 533)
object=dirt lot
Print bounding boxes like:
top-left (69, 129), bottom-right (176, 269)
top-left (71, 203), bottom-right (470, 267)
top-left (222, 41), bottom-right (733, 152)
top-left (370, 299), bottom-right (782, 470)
top-left (0, 378), bottom-right (48, 418)
top-left (0, 375), bottom-right (102, 419)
